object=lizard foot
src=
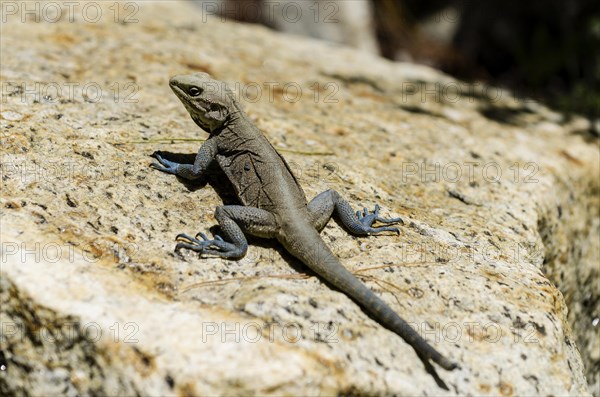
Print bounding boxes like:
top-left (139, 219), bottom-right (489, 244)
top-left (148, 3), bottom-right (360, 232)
top-left (175, 232), bottom-right (244, 258)
top-left (150, 152), bottom-right (180, 174)
top-left (356, 204), bottom-right (403, 235)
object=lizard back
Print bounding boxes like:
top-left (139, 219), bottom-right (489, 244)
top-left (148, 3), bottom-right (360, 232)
top-left (215, 124), bottom-right (307, 212)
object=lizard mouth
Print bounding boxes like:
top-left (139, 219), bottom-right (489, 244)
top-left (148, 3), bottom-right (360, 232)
top-left (191, 114), bottom-right (208, 129)
top-left (169, 82), bottom-right (217, 131)
top-left (170, 85), bottom-right (209, 119)
top-left (170, 84), bottom-right (187, 101)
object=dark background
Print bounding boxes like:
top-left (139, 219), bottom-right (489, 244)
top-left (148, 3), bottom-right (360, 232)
top-left (204, 0), bottom-right (600, 127)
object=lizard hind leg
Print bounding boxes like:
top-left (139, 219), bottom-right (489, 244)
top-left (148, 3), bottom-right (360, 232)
top-left (175, 205), bottom-right (278, 259)
top-left (308, 189), bottom-right (403, 235)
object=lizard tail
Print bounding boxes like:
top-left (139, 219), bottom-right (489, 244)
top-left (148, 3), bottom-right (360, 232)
top-left (280, 225), bottom-right (457, 371)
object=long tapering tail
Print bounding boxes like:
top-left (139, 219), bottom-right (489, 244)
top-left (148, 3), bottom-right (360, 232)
top-left (280, 224), bottom-right (457, 371)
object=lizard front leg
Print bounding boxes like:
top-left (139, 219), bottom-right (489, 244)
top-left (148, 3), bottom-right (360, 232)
top-left (176, 205), bottom-right (278, 259)
top-left (151, 138), bottom-right (218, 180)
top-left (308, 189), bottom-right (403, 235)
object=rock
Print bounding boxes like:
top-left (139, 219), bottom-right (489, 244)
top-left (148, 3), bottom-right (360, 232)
top-left (0, 1), bottom-right (597, 396)
top-left (195, 0), bottom-right (380, 55)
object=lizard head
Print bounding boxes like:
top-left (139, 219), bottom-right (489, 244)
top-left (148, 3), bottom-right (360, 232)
top-left (169, 73), bottom-right (236, 133)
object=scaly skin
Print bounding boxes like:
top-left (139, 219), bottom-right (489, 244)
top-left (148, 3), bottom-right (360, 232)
top-left (151, 73), bottom-right (458, 386)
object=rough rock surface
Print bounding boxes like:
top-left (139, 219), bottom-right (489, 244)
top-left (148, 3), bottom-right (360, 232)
top-left (1, 1), bottom-right (598, 396)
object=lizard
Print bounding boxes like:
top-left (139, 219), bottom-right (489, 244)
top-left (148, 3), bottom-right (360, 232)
top-left (150, 72), bottom-right (458, 383)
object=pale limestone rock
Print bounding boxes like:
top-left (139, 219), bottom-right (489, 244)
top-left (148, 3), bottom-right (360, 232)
top-left (1, 1), bottom-right (598, 396)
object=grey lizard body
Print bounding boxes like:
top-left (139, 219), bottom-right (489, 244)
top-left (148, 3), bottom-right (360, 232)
top-left (151, 73), bottom-right (457, 384)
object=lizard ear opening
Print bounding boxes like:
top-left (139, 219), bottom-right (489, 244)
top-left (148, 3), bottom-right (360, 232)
top-left (207, 104), bottom-right (228, 124)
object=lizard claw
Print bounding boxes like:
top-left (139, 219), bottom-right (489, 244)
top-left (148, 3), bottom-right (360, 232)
top-left (174, 231), bottom-right (237, 257)
top-left (175, 232), bottom-right (216, 253)
top-left (192, 232), bottom-right (223, 242)
top-left (150, 152), bottom-right (180, 174)
top-left (176, 233), bottom-right (201, 243)
top-left (194, 232), bottom-right (209, 241)
top-left (175, 241), bottom-right (210, 252)
top-left (370, 226), bottom-right (400, 235)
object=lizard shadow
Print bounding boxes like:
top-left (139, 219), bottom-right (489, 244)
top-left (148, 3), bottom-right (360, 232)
top-left (152, 151), bottom-right (283, 253)
top-left (153, 151), bottom-right (238, 203)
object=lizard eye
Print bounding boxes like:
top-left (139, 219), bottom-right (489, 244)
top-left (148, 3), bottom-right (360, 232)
top-left (189, 87), bottom-right (202, 96)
